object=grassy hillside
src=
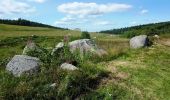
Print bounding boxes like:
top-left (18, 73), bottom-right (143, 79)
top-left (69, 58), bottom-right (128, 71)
top-left (100, 21), bottom-right (170, 38)
top-left (0, 24), bottom-right (170, 99)
top-left (0, 24), bottom-right (115, 39)
top-left (0, 24), bottom-right (81, 39)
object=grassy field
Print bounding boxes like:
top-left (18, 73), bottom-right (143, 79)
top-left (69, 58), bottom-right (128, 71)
top-left (0, 24), bottom-right (170, 99)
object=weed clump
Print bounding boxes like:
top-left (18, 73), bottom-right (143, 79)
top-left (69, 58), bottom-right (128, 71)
top-left (81, 31), bottom-right (91, 39)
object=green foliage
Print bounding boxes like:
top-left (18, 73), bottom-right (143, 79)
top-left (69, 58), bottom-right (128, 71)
top-left (123, 31), bottom-right (138, 38)
top-left (26, 47), bottom-right (51, 64)
top-left (51, 43), bottom-right (77, 66)
top-left (0, 18), bottom-right (66, 30)
top-left (0, 56), bottom-right (110, 99)
top-left (101, 21), bottom-right (170, 37)
top-left (81, 31), bottom-right (91, 39)
top-left (0, 37), bottom-right (27, 47)
top-left (82, 84), bottom-right (129, 100)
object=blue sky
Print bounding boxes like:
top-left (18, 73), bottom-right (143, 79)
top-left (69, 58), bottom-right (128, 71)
top-left (0, 0), bottom-right (170, 32)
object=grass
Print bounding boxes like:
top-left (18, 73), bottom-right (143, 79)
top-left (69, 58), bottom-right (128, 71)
top-left (0, 24), bottom-right (170, 99)
top-left (119, 45), bottom-right (170, 100)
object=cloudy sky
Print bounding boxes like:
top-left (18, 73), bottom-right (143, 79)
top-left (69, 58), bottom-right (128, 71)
top-left (0, 0), bottom-right (170, 32)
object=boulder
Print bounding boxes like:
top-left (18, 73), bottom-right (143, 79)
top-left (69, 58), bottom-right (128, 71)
top-left (69, 39), bottom-right (107, 56)
top-left (6, 55), bottom-right (40, 77)
top-left (130, 35), bottom-right (149, 48)
top-left (52, 39), bottom-right (107, 56)
top-left (60, 63), bottom-right (78, 71)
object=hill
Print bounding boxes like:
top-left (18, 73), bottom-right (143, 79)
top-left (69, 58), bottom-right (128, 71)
top-left (0, 18), bottom-right (66, 30)
top-left (0, 24), bottom-right (82, 39)
top-left (100, 21), bottom-right (170, 38)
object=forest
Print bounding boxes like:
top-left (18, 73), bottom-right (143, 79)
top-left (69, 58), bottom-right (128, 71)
top-left (100, 21), bottom-right (170, 38)
top-left (0, 18), bottom-right (66, 30)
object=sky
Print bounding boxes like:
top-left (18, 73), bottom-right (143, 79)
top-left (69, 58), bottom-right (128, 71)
top-left (0, 0), bottom-right (170, 32)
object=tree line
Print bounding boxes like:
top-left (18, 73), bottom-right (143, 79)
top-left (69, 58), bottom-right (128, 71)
top-left (0, 18), bottom-right (66, 30)
top-left (100, 21), bottom-right (170, 38)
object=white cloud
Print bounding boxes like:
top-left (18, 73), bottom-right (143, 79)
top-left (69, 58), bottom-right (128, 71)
top-left (57, 2), bottom-right (132, 17)
top-left (0, 0), bottom-right (36, 16)
top-left (94, 21), bottom-right (111, 26)
top-left (29, 0), bottom-right (46, 3)
top-left (56, 2), bottom-right (132, 30)
top-left (54, 15), bottom-right (88, 25)
top-left (140, 9), bottom-right (148, 14)
top-left (55, 16), bottom-right (76, 25)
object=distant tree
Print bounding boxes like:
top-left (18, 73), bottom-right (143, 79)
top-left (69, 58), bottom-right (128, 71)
top-left (123, 31), bottom-right (136, 38)
top-left (146, 28), bottom-right (158, 36)
top-left (81, 31), bottom-right (91, 39)
top-left (0, 18), bottom-right (66, 30)
top-left (100, 21), bottom-right (170, 36)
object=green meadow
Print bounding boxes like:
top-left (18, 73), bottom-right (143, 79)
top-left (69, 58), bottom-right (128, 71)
top-left (0, 24), bottom-right (170, 100)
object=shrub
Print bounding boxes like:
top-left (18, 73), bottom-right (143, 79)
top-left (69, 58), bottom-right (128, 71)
top-left (51, 36), bottom-right (79, 66)
top-left (123, 31), bottom-right (136, 38)
top-left (57, 62), bottom-right (110, 99)
top-left (26, 48), bottom-right (51, 65)
top-left (81, 31), bottom-right (91, 39)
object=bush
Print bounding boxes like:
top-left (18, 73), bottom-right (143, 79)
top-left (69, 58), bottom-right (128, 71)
top-left (81, 31), bottom-right (91, 39)
top-left (123, 31), bottom-right (137, 38)
top-left (26, 47), bottom-right (51, 65)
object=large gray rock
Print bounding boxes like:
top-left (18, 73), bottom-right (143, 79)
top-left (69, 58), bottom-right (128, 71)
top-left (60, 63), bottom-right (78, 71)
top-left (130, 35), bottom-right (149, 48)
top-left (52, 39), bottom-right (107, 56)
top-left (6, 55), bottom-right (40, 77)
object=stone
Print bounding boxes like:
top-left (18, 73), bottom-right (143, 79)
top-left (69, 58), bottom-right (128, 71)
top-left (154, 34), bottom-right (159, 39)
top-left (6, 55), bottom-right (40, 77)
top-left (130, 35), bottom-right (149, 48)
top-left (52, 39), bottom-right (107, 56)
top-left (51, 42), bottom-right (64, 55)
top-left (50, 83), bottom-right (57, 88)
top-left (22, 41), bottom-right (44, 55)
top-left (69, 39), bottom-right (107, 56)
top-left (60, 63), bottom-right (78, 71)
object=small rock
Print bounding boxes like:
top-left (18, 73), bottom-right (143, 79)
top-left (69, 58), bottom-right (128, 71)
top-left (51, 42), bottom-right (64, 55)
top-left (50, 83), bottom-right (57, 88)
top-left (60, 63), bottom-right (78, 71)
top-left (154, 34), bottom-right (159, 39)
top-left (6, 55), bottom-right (40, 77)
top-left (23, 41), bottom-right (44, 55)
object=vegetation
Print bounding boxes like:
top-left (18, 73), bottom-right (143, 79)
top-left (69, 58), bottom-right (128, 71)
top-left (0, 18), bottom-right (66, 30)
top-left (100, 21), bottom-right (170, 38)
top-left (81, 31), bottom-right (91, 39)
top-left (0, 23), bottom-right (170, 99)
